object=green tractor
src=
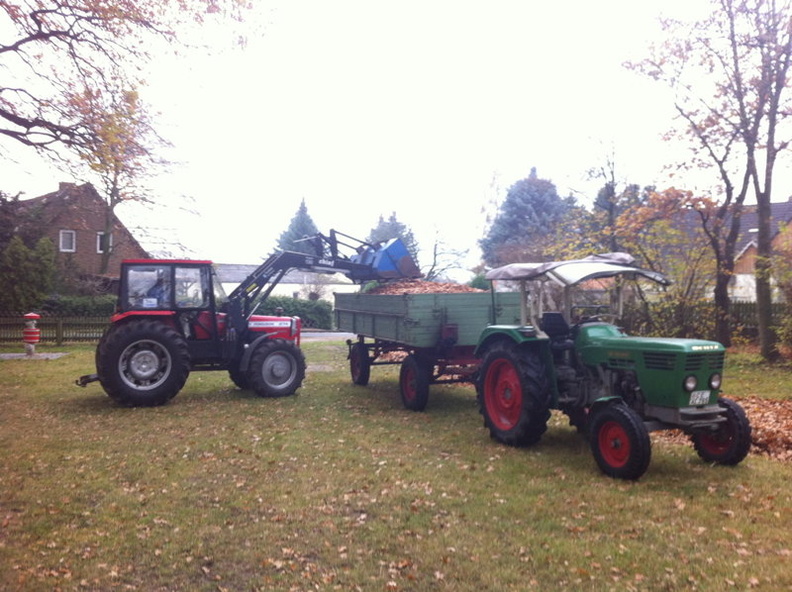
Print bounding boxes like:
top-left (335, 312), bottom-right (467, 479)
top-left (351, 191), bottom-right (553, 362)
top-left (476, 254), bottom-right (751, 480)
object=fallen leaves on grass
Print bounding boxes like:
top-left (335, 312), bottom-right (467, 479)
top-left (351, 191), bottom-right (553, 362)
top-left (655, 395), bottom-right (792, 461)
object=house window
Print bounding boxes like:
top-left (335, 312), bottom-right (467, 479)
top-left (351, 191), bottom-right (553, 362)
top-left (96, 232), bottom-right (113, 254)
top-left (59, 230), bottom-right (76, 253)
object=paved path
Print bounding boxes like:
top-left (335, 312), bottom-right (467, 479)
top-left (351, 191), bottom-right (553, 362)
top-left (0, 332), bottom-right (353, 359)
top-left (301, 331), bottom-right (356, 342)
top-left (0, 352), bottom-right (68, 360)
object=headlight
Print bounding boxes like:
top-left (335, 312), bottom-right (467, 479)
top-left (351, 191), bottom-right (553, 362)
top-left (709, 373), bottom-right (722, 390)
top-left (683, 375), bottom-right (698, 392)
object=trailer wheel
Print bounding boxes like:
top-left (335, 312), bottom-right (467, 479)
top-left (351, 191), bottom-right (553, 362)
top-left (691, 397), bottom-right (752, 465)
top-left (589, 403), bottom-right (651, 480)
top-left (97, 319), bottom-right (190, 407)
top-left (247, 338), bottom-right (306, 397)
top-left (399, 354), bottom-right (431, 411)
top-left (476, 342), bottom-right (550, 446)
top-left (349, 342), bottom-right (371, 386)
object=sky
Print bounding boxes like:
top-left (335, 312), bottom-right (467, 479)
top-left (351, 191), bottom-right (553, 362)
top-left (4, 0), bottom-right (711, 279)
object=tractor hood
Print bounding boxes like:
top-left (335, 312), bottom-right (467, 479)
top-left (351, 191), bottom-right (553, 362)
top-left (576, 323), bottom-right (726, 356)
top-left (485, 253), bottom-right (670, 287)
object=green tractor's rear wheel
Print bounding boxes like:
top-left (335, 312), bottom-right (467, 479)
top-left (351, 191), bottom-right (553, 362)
top-left (97, 319), bottom-right (190, 407)
top-left (589, 403), bottom-right (651, 480)
top-left (247, 338), bottom-right (306, 397)
top-left (399, 354), bottom-right (432, 411)
top-left (691, 397), bottom-right (752, 465)
top-left (476, 341), bottom-right (550, 447)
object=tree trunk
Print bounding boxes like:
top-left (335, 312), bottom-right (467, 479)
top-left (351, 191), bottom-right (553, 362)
top-left (755, 195), bottom-right (780, 361)
top-left (713, 270), bottom-right (732, 347)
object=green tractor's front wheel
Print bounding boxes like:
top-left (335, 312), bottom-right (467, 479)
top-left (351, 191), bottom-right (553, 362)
top-left (476, 342), bottom-right (550, 447)
top-left (589, 403), bottom-right (651, 480)
top-left (691, 397), bottom-right (752, 465)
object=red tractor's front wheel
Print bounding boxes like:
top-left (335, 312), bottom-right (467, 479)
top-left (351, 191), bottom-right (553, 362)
top-left (476, 342), bottom-right (550, 447)
top-left (589, 403), bottom-right (651, 480)
top-left (691, 397), bottom-right (752, 465)
top-left (247, 338), bottom-right (306, 397)
top-left (97, 319), bottom-right (190, 407)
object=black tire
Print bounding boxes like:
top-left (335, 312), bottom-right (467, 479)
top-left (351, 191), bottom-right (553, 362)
top-left (475, 341), bottom-right (551, 446)
top-left (96, 319), bottom-right (190, 407)
top-left (691, 397), bottom-right (752, 465)
top-left (349, 342), bottom-right (371, 386)
top-left (399, 354), bottom-right (431, 411)
top-left (589, 403), bottom-right (651, 480)
top-left (228, 368), bottom-right (249, 390)
top-left (247, 338), bottom-right (306, 397)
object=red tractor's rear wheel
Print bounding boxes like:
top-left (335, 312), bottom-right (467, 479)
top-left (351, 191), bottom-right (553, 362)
top-left (476, 341), bottom-right (550, 447)
top-left (97, 319), bottom-right (190, 407)
top-left (692, 397), bottom-right (752, 465)
top-left (589, 403), bottom-right (651, 480)
top-left (399, 354), bottom-right (431, 411)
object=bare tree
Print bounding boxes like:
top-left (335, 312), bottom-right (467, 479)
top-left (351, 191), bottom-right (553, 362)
top-left (629, 0), bottom-right (792, 357)
top-left (1, 1), bottom-right (246, 155)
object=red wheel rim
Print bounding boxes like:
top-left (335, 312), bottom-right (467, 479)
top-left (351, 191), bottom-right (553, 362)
top-left (402, 364), bottom-right (416, 402)
top-left (483, 359), bottom-right (522, 431)
top-left (598, 420), bottom-right (631, 468)
top-left (698, 425), bottom-right (732, 456)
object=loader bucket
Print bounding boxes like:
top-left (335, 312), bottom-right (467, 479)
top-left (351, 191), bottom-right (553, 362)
top-left (349, 238), bottom-right (422, 281)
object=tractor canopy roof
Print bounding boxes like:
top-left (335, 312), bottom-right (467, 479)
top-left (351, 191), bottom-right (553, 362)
top-left (485, 253), bottom-right (671, 287)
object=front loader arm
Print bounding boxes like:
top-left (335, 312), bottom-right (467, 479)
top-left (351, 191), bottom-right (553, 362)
top-left (226, 230), bottom-right (421, 333)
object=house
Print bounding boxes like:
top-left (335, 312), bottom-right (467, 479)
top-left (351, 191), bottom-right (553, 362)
top-left (731, 198), bottom-right (792, 301)
top-left (215, 264), bottom-right (359, 302)
top-left (19, 182), bottom-right (149, 280)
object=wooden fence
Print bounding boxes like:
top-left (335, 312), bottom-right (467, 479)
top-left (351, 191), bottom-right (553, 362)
top-left (0, 316), bottom-right (108, 345)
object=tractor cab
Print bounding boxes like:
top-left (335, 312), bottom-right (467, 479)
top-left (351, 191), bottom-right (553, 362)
top-left (485, 252), bottom-right (671, 334)
top-left (121, 260), bottom-right (218, 313)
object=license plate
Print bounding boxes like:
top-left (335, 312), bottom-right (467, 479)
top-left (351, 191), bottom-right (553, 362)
top-left (689, 390), bottom-right (711, 406)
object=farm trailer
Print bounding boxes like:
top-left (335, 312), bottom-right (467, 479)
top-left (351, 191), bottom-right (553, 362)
top-left (335, 290), bottom-right (522, 411)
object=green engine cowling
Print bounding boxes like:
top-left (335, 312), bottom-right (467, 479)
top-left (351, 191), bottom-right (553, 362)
top-left (574, 323), bottom-right (725, 409)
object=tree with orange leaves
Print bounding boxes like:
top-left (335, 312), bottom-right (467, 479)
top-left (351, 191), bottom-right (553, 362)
top-left (615, 189), bottom-right (718, 336)
top-left (629, 0), bottom-right (792, 358)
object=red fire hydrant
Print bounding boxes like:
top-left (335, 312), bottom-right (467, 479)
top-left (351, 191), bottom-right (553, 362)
top-left (23, 312), bottom-right (41, 356)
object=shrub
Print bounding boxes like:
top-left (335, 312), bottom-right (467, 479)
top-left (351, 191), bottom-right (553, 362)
top-left (40, 294), bottom-right (117, 316)
top-left (255, 295), bottom-right (333, 329)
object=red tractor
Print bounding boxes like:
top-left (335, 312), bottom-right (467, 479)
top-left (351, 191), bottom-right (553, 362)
top-left (76, 230), bottom-right (420, 406)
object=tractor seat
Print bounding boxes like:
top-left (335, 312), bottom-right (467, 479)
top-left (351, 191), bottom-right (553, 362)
top-left (541, 312), bottom-right (574, 351)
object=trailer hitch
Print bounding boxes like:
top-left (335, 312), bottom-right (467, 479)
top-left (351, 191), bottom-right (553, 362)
top-left (75, 373), bottom-right (99, 387)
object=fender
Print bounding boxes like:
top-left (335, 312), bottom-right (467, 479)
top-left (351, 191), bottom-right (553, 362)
top-left (238, 333), bottom-right (281, 373)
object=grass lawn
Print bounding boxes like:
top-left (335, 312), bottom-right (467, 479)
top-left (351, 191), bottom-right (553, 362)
top-left (1, 341), bottom-right (791, 591)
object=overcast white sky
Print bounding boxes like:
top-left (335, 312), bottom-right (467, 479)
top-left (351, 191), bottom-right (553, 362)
top-left (4, 0), bottom-right (712, 278)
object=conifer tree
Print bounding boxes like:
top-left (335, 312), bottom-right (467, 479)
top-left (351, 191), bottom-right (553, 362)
top-left (479, 168), bottom-right (575, 266)
top-left (367, 213), bottom-right (420, 265)
top-left (277, 199), bottom-right (320, 255)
